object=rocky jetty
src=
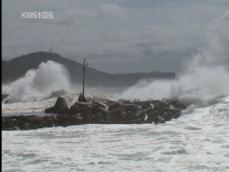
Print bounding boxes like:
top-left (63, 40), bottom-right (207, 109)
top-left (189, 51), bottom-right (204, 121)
top-left (2, 96), bottom-right (186, 130)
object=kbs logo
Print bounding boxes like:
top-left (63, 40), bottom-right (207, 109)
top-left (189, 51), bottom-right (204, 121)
top-left (21, 12), bottom-right (54, 20)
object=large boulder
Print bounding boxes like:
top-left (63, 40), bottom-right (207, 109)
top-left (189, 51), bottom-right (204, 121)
top-left (45, 97), bottom-right (69, 115)
top-left (72, 102), bottom-right (94, 122)
top-left (78, 94), bottom-right (87, 102)
top-left (69, 103), bottom-right (80, 115)
top-left (94, 106), bottom-right (110, 123)
top-left (124, 104), bottom-right (139, 113)
top-left (109, 106), bottom-right (127, 124)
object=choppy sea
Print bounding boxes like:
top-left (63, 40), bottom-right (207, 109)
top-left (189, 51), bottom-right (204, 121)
top-left (2, 96), bottom-right (229, 172)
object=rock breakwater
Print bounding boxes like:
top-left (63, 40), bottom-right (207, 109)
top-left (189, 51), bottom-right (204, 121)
top-left (2, 96), bottom-right (186, 130)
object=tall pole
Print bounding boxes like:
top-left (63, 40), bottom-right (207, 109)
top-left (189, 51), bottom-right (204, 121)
top-left (82, 58), bottom-right (86, 97)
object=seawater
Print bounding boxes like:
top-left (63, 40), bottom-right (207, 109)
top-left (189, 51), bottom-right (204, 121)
top-left (2, 97), bottom-right (229, 172)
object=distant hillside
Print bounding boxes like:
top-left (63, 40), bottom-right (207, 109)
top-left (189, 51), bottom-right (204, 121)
top-left (2, 52), bottom-right (175, 87)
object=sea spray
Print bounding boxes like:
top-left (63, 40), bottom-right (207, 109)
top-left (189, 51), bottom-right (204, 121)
top-left (2, 61), bottom-right (74, 102)
top-left (117, 66), bottom-right (228, 106)
top-left (118, 12), bottom-right (229, 106)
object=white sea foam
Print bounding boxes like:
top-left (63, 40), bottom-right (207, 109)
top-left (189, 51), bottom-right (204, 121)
top-left (2, 96), bottom-right (229, 172)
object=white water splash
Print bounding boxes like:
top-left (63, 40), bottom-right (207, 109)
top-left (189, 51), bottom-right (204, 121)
top-left (117, 66), bottom-right (229, 106)
top-left (118, 12), bottom-right (229, 106)
top-left (2, 61), bottom-right (73, 102)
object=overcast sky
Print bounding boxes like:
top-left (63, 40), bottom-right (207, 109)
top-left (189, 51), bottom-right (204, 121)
top-left (2, 0), bottom-right (229, 73)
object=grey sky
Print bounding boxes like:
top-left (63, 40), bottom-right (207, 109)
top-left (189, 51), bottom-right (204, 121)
top-left (2, 0), bottom-right (229, 73)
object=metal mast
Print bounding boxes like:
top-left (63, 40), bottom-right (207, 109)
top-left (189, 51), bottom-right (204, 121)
top-left (82, 58), bottom-right (87, 97)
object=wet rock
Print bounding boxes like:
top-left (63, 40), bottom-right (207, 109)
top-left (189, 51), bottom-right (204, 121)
top-left (170, 100), bottom-right (187, 110)
top-left (124, 111), bottom-right (138, 123)
top-left (78, 94), bottom-right (87, 102)
top-left (92, 99), bottom-right (109, 111)
top-left (69, 103), bottom-right (80, 115)
top-left (141, 101), bottom-right (152, 109)
top-left (73, 102), bottom-right (95, 123)
top-left (109, 106), bottom-right (127, 124)
top-left (2, 96), bottom-right (187, 130)
top-left (108, 102), bottom-right (123, 111)
top-left (93, 106), bottom-right (110, 124)
top-left (124, 104), bottom-right (139, 113)
top-left (45, 97), bottom-right (69, 115)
